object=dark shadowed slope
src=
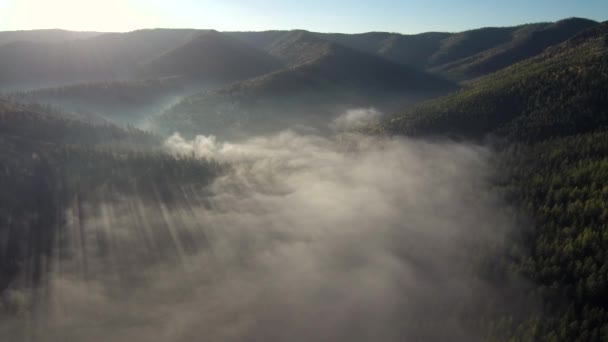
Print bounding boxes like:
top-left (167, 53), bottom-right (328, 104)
top-left (0, 98), bottom-right (222, 296)
top-left (138, 31), bottom-right (283, 82)
top-left (156, 33), bottom-right (456, 137)
top-left (378, 22), bottom-right (608, 142)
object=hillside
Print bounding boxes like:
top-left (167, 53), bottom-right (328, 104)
top-left (0, 98), bottom-right (159, 147)
top-left (228, 30), bottom-right (332, 66)
top-left (138, 31), bottom-right (283, 81)
top-left (261, 30), bottom-right (334, 66)
top-left (0, 98), bottom-right (222, 295)
top-left (379, 22), bottom-right (608, 142)
top-left (0, 29), bottom-right (203, 88)
top-left (491, 131), bottom-right (608, 340)
top-left (317, 19), bottom-right (596, 80)
top-left (0, 19), bottom-right (596, 92)
top-left (372, 23), bottom-right (608, 339)
top-left (156, 36), bottom-right (457, 137)
top-left (434, 17), bottom-right (599, 80)
top-left (8, 77), bottom-right (193, 126)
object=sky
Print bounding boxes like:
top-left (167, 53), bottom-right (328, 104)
top-left (0, 0), bottom-right (606, 33)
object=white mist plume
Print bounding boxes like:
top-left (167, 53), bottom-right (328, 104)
top-left (1, 128), bottom-right (524, 341)
top-left (331, 107), bottom-right (383, 131)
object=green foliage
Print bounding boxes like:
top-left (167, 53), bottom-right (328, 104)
top-left (492, 131), bottom-right (608, 341)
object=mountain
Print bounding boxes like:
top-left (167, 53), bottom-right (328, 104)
top-left (138, 30), bottom-right (283, 82)
top-left (227, 30), bottom-right (331, 66)
top-left (259, 30), bottom-right (334, 66)
top-left (1, 19), bottom-right (596, 92)
top-left (156, 33), bottom-right (457, 137)
top-left (378, 21), bottom-right (608, 142)
top-left (0, 29), bottom-right (203, 89)
top-left (0, 98), bottom-right (158, 146)
top-left (316, 19), bottom-right (597, 80)
top-left (8, 76), bottom-right (193, 126)
top-left (372, 22), bottom-right (608, 340)
top-left (433, 17), bottom-right (599, 80)
top-left (318, 31), bottom-right (451, 69)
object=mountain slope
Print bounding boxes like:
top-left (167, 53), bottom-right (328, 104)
top-left (228, 30), bottom-right (332, 66)
top-left (0, 29), bottom-right (203, 89)
top-left (434, 17), bottom-right (599, 80)
top-left (0, 19), bottom-right (596, 91)
top-left (0, 98), bottom-right (222, 294)
top-left (262, 30), bottom-right (333, 66)
top-left (0, 98), bottom-right (159, 146)
top-left (9, 76), bottom-right (192, 126)
top-left (378, 22), bottom-right (608, 142)
top-left (156, 38), bottom-right (457, 137)
top-left (318, 19), bottom-right (596, 79)
top-left (374, 23), bottom-right (608, 340)
top-left (138, 31), bottom-right (283, 82)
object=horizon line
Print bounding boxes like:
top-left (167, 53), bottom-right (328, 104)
top-left (1, 16), bottom-right (604, 36)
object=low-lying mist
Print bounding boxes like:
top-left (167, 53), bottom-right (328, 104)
top-left (0, 110), bottom-right (525, 341)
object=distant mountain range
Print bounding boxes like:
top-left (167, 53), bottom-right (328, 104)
top-left (0, 17), bottom-right (601, 135)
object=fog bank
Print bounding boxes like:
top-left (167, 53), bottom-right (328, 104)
top-left (1, 117), bottom-right (522, 341)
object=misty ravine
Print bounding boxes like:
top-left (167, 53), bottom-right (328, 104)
top-left (0, 111), bottom-right (529, 342)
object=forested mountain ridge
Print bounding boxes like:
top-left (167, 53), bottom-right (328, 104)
top-left (137, 30), bottom-right (283, 81)
top-left (376, 21), bottom-right (608, 142)
top-left (0, 18), bottom-right (596, 92)
top-left (228, 30), bottom-right (334, 67)
top-left (433, 17), bottom-right (599, 80)
top-left (368, 22), bottom-right (608, 341)
top-left (0, 29), bottom-right (204, 88)
top-left (7, 77), bottom-right (191, 126)
top-left (0, 98), bottom-right (159, 146)
top-left (155, 36), bottom-right (457, 137)
top-left (313, 18), bottom-right (597, 80)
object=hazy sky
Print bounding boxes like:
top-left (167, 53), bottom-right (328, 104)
top-left (1, 0), bottom-right (606, 33)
